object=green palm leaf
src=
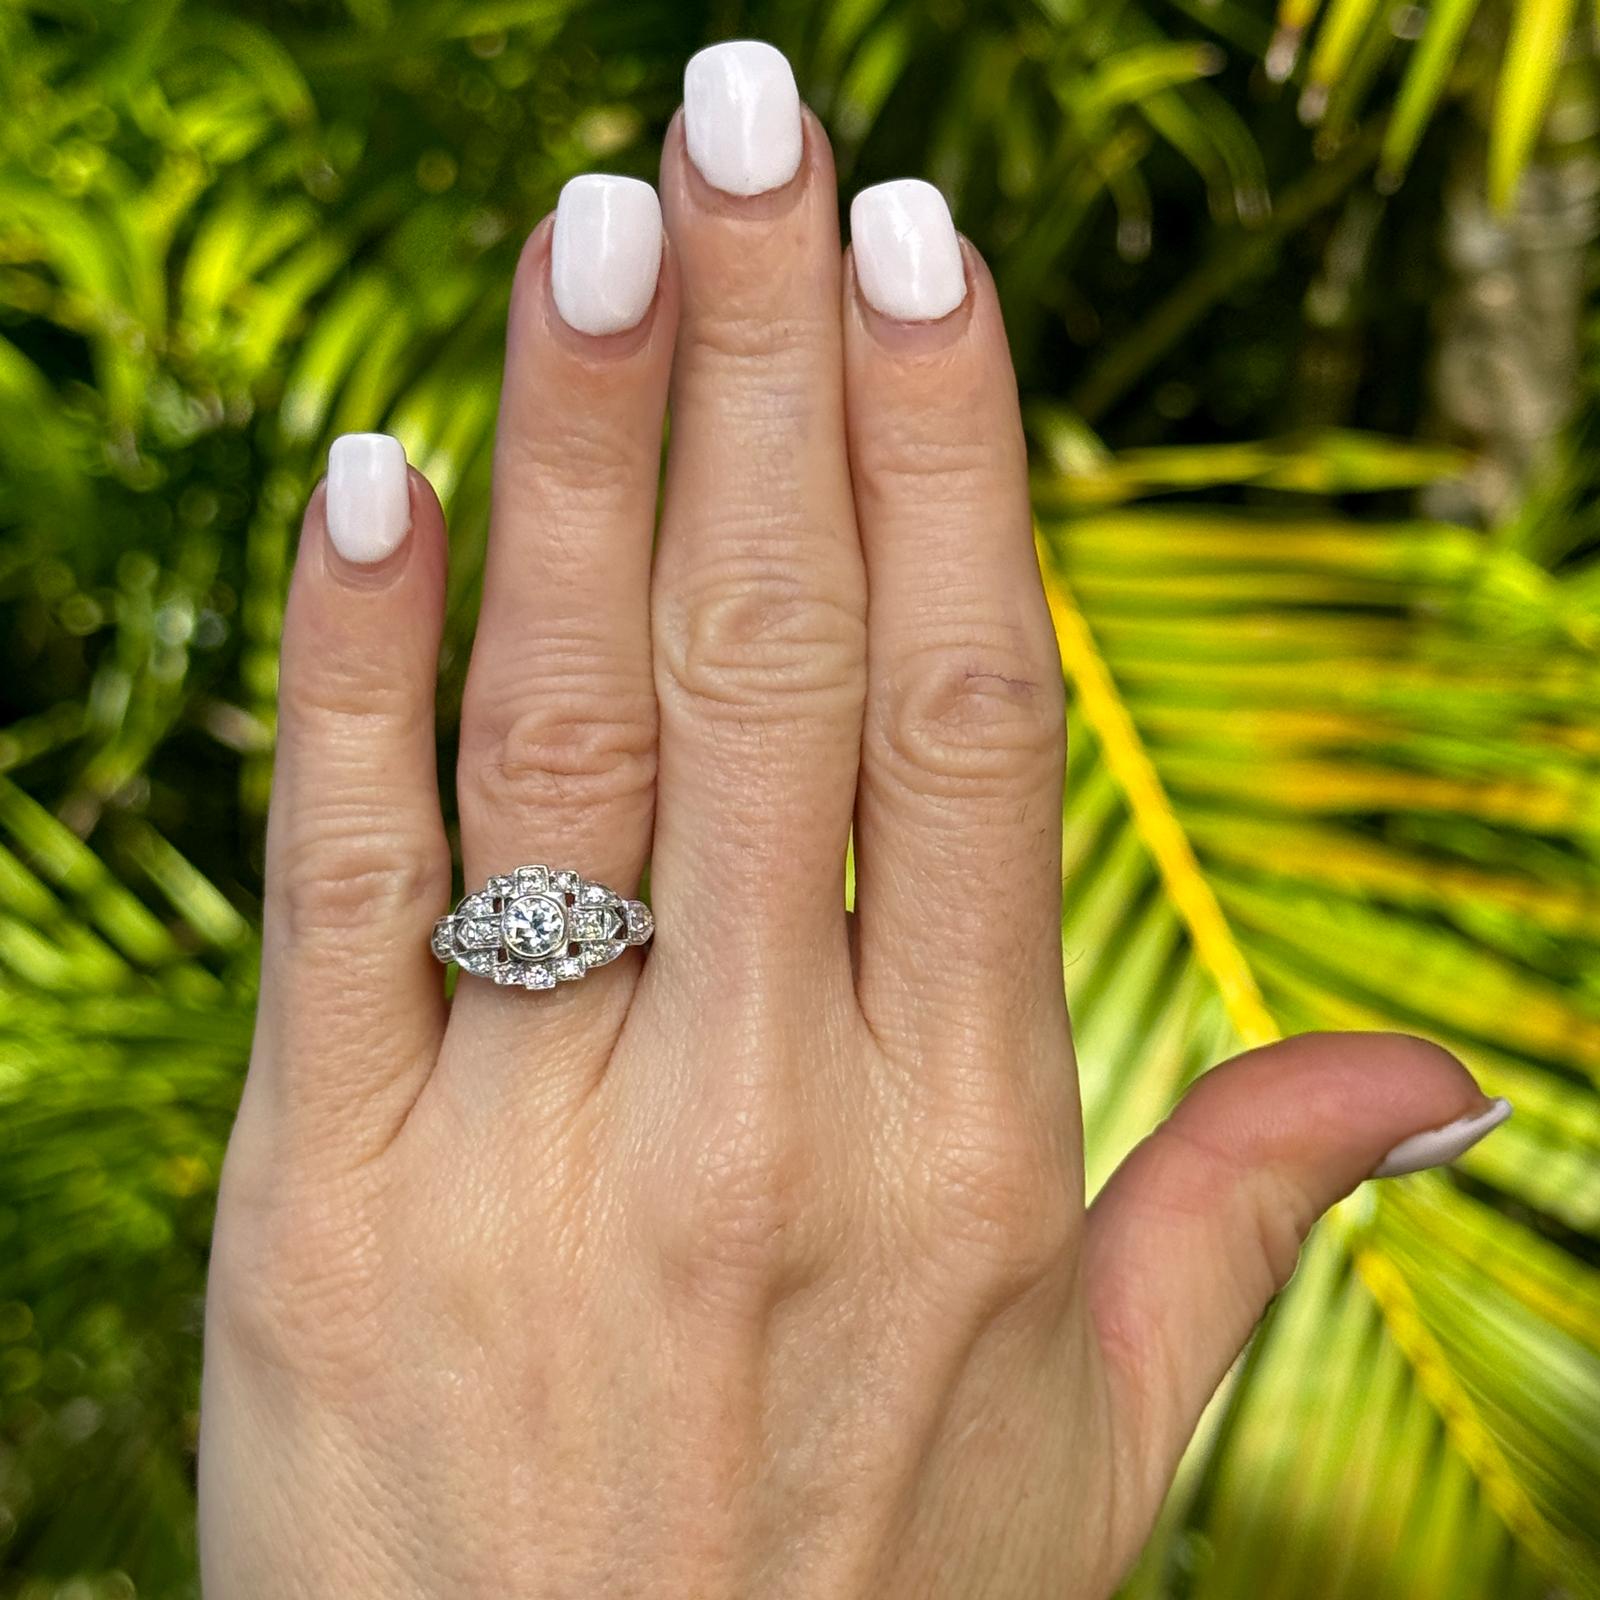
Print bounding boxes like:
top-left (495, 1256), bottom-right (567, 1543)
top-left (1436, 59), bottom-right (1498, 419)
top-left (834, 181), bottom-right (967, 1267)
top-left (1267, 0), bottom-right (1582, 200)
top-left (1036, 479), bottom-right (1600, 1595)
top-left (1488, 0), bottom-right (1584, 207)
top-left (2, 0), bottom-right (1597, 1593)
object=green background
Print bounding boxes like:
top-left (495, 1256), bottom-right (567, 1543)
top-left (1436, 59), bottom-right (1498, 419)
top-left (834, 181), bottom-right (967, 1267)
top-left (1, 1), bottom-right (1597, 1596)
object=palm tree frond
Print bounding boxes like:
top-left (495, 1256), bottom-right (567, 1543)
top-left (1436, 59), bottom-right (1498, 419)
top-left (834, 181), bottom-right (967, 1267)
top-left (1037, 467), bottom-right (1600, 1594)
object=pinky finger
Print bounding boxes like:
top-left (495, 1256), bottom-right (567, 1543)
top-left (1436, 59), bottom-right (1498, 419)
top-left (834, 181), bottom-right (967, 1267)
top-left (252, 434), bottom-right (450, 1157)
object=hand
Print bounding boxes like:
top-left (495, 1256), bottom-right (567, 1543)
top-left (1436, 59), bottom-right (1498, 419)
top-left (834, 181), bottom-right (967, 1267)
top-left (198, 41), bottom-right (1509, 1598)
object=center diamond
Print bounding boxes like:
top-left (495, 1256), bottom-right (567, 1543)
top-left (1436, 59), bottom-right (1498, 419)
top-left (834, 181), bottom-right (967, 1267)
top-left (502, 893), bottom-right (567, 959)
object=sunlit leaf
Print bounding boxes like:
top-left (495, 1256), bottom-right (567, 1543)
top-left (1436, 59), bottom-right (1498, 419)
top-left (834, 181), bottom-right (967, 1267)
top-left (1489, 0), bottom-right (1581, 209)
top-left (1378, 0), bottom-right (1482, 186)
top-left (1036, 484), bottom-right (1600, 1591)
top-left (1, 1), bottom-right (1596, 1594)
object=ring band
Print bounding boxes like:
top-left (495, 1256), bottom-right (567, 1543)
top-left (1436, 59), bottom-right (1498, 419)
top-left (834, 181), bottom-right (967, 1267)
top-left (430, 865), bottom-right (653, 990)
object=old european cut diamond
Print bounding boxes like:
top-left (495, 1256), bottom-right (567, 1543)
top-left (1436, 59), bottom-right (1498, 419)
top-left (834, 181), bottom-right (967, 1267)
top-left (503, 893), bottom-right (568, 959)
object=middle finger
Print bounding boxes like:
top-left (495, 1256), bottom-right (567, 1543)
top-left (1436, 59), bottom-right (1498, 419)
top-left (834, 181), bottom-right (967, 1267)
top-left (649, 43), bottom-right (866, 989)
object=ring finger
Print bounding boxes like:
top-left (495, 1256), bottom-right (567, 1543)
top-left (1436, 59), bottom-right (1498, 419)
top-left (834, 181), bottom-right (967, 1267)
top-left (454, 177), bottom-right (676, 1032)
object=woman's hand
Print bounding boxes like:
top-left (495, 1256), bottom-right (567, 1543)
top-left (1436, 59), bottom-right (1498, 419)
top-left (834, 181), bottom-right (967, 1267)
top-left (198, 41), bottom-right (1508, 1598)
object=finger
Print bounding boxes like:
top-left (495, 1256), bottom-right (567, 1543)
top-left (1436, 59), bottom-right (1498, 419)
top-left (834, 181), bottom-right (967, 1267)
top-left (1082, 1031), bottom-right (1510, 1495)
top-left (457, 176), bottom-right (674, 911)
top-left (842, 184), bottom-right (1067, 1062)
top-left (648, 44), bottom-right (866, 985)
top-left (256, 436), bottom-right (450, 1152)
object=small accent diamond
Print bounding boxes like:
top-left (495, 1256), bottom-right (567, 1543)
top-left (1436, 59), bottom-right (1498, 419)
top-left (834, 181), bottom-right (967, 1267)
top-left (458, 891), bottom-right (495, 919)
top-left (455, 918), bottom-right (499, 950)
top-left (431, 922), bottom-right (455, 959)
top-left (486, 875), bottom-right (515, 898)
top-left (492, 959), bottom-right (524, 986)
top-left (623, 902), bottom-right (654, 943)
top-left (570, 905), bottom-right (623, 941)
top-left (554, 955), bottom-right (586, 981)
top-left (457, 948), bottom-right (495, 977)
top-left (578, 882), bottom-right (618, 907)
top-left (551, 868), bottom-right (581, 894)
top-left (582, 938), bottom-right (625, 968)
top-left (515, 865), bottom-right (550, 895)
top-left (521, 962), bottom-right (557, 990)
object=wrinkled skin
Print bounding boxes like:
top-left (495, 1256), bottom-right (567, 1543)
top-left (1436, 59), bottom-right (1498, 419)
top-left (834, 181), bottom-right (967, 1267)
top-left (199, 106), bottom-right (1486, 1599)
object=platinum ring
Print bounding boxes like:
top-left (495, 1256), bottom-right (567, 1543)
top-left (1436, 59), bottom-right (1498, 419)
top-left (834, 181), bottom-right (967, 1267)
top-left (430, 864), bottom-right (653, 990)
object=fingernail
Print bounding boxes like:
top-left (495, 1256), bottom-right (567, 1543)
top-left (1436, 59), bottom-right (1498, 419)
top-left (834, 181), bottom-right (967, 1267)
top-left (1372, 1097), bottom-right (1512, 1178)
top-left (683, 40), bottom-right (803, 197)
top-left (850, 179), bottom-right (967, 323)
top-left (326, 433), bottom-right (410, 564)
top-left (551, 175), bottom-right (663, 336)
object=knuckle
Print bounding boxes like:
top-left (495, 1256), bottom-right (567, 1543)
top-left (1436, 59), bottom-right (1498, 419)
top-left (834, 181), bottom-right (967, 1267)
top-left (911, 1081), bottom-right (1077, 1289)
top-left (273, 647), bottom-right (450, 943)
top-left (684, 307), bottom-right (824, 369)
top-left (860, 417), bottom-right (1005, 500)
top-left (497, 417), bottom-right (650, 522)
top-left (1152, 1120), bottom-right (1312, 1303)
top-left (463, 665), bottom-right (657, 822)
top-left (209, 1166), bottom-right (386, 1379)
top-left (650, 1089), bottom-right (816, 1307)
top-left (1248, 1167), bottom-right (1315, 1294)
top-left (274, 822), bottom-right (450, 942)
top-left (874, 640), bottom-right (1065, 796)
top-left (278, 646), bottom-right (421, 736)
top-left (656, 557), bottom-right (865, 721)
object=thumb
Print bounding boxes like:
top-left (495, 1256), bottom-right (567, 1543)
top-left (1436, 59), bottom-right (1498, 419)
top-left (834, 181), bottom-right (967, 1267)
top-left (1082, 1030), bottom-right (1510, 1487)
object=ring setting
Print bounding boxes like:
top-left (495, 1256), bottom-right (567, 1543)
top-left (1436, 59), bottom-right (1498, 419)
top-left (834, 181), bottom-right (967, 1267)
top-left (431, 865), bottom-right (652, 989)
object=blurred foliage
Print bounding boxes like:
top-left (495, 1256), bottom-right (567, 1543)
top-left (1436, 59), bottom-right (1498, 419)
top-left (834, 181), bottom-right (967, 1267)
top-left (1, 0), bottom-right (1598, 1597)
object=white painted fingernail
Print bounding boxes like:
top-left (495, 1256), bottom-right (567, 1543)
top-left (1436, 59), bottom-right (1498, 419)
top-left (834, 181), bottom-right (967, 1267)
top-left (850, 179), bottom-right (967, 322)
top-left (1372, 1097), bottom-right (1512, 1178)
top-left (551, 175), bottom-right (663, 336)
top-left (326, 433), bottom-right (410, 564)
top-left (684, 41), bottom-right (803, 197)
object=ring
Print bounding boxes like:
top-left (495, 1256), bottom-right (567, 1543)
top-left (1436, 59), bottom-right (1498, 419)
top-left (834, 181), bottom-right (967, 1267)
top-left (430, 865), bottom-right (653, 990)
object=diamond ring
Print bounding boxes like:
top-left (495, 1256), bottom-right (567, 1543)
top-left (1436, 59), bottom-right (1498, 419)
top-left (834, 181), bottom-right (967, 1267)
top-left (430, 865), bottom-right (653, 990)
